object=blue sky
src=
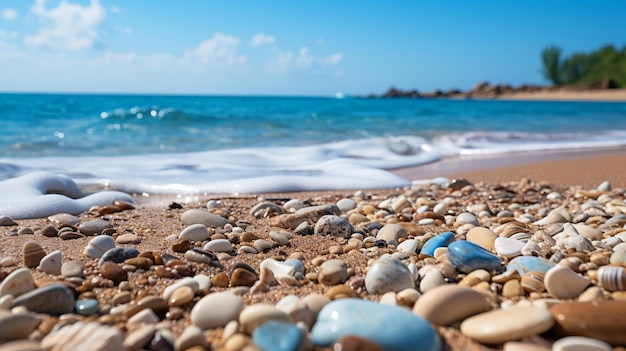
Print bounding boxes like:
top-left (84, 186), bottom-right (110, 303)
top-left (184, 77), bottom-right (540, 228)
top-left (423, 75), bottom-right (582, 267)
top-left (0, 0), bottom-right (624, 96)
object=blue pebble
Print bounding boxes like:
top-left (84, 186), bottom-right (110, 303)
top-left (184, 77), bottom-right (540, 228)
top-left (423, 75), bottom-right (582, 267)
top-left (447, 240), bottom-right (502, 274)
top-left (311, 298), bottom-right (441, 351)
top-left (253, 320), bottom-right (302, 351)
top-left (75, 299), bottom-right (99, 316)
top-left (420, 231), bottom-right (455, 256)
top-left (506, 256), bottom-right (555, 275)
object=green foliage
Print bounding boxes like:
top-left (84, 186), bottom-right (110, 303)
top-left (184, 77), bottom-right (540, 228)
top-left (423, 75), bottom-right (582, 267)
top-left (540, 44), bottom-right (626, 87)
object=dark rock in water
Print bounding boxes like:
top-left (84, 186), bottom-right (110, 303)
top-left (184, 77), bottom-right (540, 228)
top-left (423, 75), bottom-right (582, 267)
top-left (13, 283), bottom-right (75, 315)
top-left (99, 247), bottom-right (140, 266)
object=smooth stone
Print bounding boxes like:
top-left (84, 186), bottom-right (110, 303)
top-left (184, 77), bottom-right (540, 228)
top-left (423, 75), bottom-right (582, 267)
top-left (269, 231), bottom-right (290, 246)
top-left (456, 212), bottom-right (479, 226)
top-left (503, 341), bottom-right (550, 351)
top-left (420, 231), bottom-right (455, 256)
top-left (507, 256), bottom-right (555, 275)
top-left (318, 259), bottom-right (348, 286)
top-left (181, 209), bottom-right (228, 227)
top-left (123, 324), bottom-right (157, 351)
top-left (250, 201), bottom-right (285, 217)
top-left (174, 325), bottom-right (206, 351)
top-left (203, 238), bottom-right (233, 252)
top-left (78, 219), bottom-right (112, 236)
top-left (0, 340), bottom-right (43, 351)
top-left (184, 249), bottom-right (216, 264)
top-left (128, 308), bottom-right (159, 325)
top-left (0, 257), bottom-right (16, 267)
top-left (41, 321), bottom-right (124, 351)
top-left (48, 213), bottom-right (81, 226)
top-left (544, 265), bottom-right (590, 299)
top-left (311, 298), bottom-right (440, 351)
top-left (365, 254), bottom-right (414, 294)
top-left (549, 300), bottom-right (626, 345)
top-left (98, 247), bottom-right (140, 266)
top-left (193, 274), bottom-right (212, 291)
top-left (302, 294), bottom-right (331, 321)
top-left (552, 336), bottom-right (612, 351)
top-left (75, 299), bottom-right (99, 316)
top-left (447, 240), bottom-right (502, 274)
top-left (61, 261), bottom-right (84, 278)
top-left (0, 312), bottom-right (40, 341)
top-left (466, 227), bottom-right (498, 251)
top-left (13, 283), bottom-right (75, 315)
top-left (253, 239), bottom-right (274, 252)
top-left (230, 268), bottom-right (258, 287)
top-left (494, 237), bottom-right (526, 258)
top-left (376, 223), bottom-right (408, 242)
top-left (332, 335), bottom-right (385, 351)
top-left (283, 199), bottom-right (306, 212)
top-left (460, 306), bottom-right (554, 344)
top-left (162, 277), bottom-right (199, 301)
top-left (179, 224), bottom-right (209, 241)
top-left (23, 241), bottom-right (46, 268)
top-left (561, 235), bottom-right (594, 252)
top-left (397, 239), bottom-right (418, 253)
top-left (191, 291), bottom-right (244, 330)
top-left (0, 216), bottom-right (17, 226)
top-left (239, 304), bottom-right (291, 335)
top-left (418, 268), bottom-right (445, 293)
top-left (0, 267), bottom-right (34, 298)
top-left (38, 250), bottom-right (62, 275)
top-left (252, 320), bottom-right (302, 351)
top-left (413, 284), bottom-right (492, 325)
top-left (336, 198), bottom-right (357, 212)
top-left (314, 215), bottom-right (354, 239)
top-left (115, 233), bottom-right (141, 244)
top-left (275, 295), bottom-right (315, 327)
top-left (83, 235), bottom-right (116, 259)
top-left (100, 261), bottom-right (128, 283)
top-left (283, 259), bottom-right (305, 275)
top-left (260, 258), bottom-right (295, 280)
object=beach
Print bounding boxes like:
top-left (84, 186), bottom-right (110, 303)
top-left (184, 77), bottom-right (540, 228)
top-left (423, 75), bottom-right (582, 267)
top-left (1, 145), bottom-right (626, 350)
top-left (497, 88), bottom-right (626, 102)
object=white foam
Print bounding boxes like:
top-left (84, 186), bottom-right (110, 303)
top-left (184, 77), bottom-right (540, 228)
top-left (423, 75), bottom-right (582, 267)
top-left (0, 172), bottom-right (134, 219)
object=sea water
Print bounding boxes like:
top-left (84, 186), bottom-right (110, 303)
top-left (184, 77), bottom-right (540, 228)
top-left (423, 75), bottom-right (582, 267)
top-left (1, 93), bottom-right (626, 195)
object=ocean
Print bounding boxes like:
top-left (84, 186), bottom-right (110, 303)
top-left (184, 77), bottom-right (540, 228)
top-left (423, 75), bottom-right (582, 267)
top-left (2, 93), bottom-right (626, 195)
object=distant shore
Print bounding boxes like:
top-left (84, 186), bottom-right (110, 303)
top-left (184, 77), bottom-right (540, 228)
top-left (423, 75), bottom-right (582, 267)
top-left (495, 88), bottom-right (626, 102)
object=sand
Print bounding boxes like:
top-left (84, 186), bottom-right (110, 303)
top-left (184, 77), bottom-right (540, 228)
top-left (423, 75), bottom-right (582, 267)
top-left (496, 88), bottom-right (626, 102)
top-left (1, 149), bottom-right (626, 350)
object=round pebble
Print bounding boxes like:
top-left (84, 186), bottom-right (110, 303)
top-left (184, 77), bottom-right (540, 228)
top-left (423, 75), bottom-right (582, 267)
top-left (318, 259), bottom-right (348, 286)
top-left (376, 223), bottom-right (408, 242)
top-left (78, 219), bottom-right (112, 236)
top-left (413, 284), bottom-right (492, 326)
top-left (314, 215), bottom-right (354, 238)
top-left (181, 209), bottom-right (228, 227)
top-left (83, 235), bottom-right (116, 259)
top-left (204, 238), bottom-right (233, 252)
top-left (365, 254), bottom-right (414, 294)
top-left (76, 299), bottom-right (99, 316)
top-left (13, 283), bottom-right (75, 315)
top-left (179, 223), bottom-right (209, 241)
top-left (460, 306), bottom-right (554, 344)
top-left (191, 291), bottom-right (244, 329)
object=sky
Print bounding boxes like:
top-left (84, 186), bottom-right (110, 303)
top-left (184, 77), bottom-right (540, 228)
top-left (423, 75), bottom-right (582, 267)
top-left (0, 0), bottom-right (625, 96)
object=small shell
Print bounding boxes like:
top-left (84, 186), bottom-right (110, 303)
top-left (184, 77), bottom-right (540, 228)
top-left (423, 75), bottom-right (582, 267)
top-left (597, 265), bottom-right (626, 292)
top-left (520, 271), bottom-right (545, 293)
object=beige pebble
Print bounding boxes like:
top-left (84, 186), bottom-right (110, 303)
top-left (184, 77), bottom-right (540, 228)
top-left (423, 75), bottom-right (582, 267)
top-left (413, 284), bottom-right (491, 326)
top-left (238, 304), bottom-right (291, 334)
top-left (169, 286), bottom-right (194, 307)
top-left (459, 269), bottom-right (491, 287)
top-left (460, 306), bottom-right (554, 344)
top-left (466, 227), bottom-right (498, 251)
top-left (317, 259), bottom-right (348, 286)
top-left (502, 279), bottom-right (525, 298)
top-left (544, 265), bottom-right (590, 299)
top-left (0, 267), bottom-right (35, 298)
top-left (191, 291), bottom-right (243, 330)
top-left (175, 325), bottom-right (207, 351)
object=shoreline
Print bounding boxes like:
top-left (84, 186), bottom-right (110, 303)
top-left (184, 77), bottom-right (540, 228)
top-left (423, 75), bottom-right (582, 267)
top-left (495, 88), bottom-right (626, 102)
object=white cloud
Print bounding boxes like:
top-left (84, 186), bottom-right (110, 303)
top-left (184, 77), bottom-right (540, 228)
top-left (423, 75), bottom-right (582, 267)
top-left (25, 0), bottom-right (106, 50)
top-left (296, 47), bottom-right (314, 69)
top-left (250, 33), bottom-right (275, 46)
top-left (189, 32), bottom-right (246, 65)
top-left (2, 8), bottom-right (18, 21)
top-left (322, 53), bottom-right (343, 66)
top-left (269, 47), bottom-right (344, 74)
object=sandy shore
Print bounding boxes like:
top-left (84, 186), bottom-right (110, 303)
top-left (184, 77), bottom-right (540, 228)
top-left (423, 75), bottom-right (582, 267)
top-left (496, 88), bottom-right (626, 102)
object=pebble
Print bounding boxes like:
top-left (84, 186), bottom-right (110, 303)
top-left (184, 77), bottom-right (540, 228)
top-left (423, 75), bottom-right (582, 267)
top-left (365, 254), bottom-right (414, 294)
top-left (250, 201), bottom-right (285, 217)
top-left (98, 247), bottom-right (140, 266)
top-left (231, 268), bottom-right (259, 287)
top-left (332, 335), bottom-right (385, 351)
top-left (239, 304), bottom-right (291, 334)
top-left (83, 235), bottom-right (116, 258)
top-left (124, 324), bottom-right (157, 351)
top-left (76, 299), bottom-right (99, 316)
top-left (181, 209), bottom-right (229, 227)
top-left (179, 224), bottom-right (209, 241)
top-left (162, 277), bottom-right (199, 301)
top-left (13, 283), bottom-right (75, 315)
top-left (0, 267), bottom-right (34, 298)
top-left (0, 256), bottom-right (16, 267)
top-left (48, 213), bottom-right (81, 226)
top-left (336, 198), bottom-right (357, 212)
top-left (41, 322), bottom-right (125, 351)
top-left (61, 261), bottom-right (84, 278)
top-left (397, 239), bottom-right (418, 253)
top-left (376, 223), bottom-right (408, 242)
top-left (169, 285), bottom-right (195, 307)
top-left (420, 231), bottom-right (455, 256)
top-left (78, 219), bottom-right (112, 236)
top-left (494, 237), bottom-right (526, 258)
top-left (184, 248), bottom-right (217, 264)
top-left (269, 231), bottom-right (290, 246)
top-left (204, 238), bottom-right (233, 252)
top-left (318, 259), bottom-right (348, 286)
top-left (311, 298), bottom-right (440, 351)
top-left (413, 284), bottom-right (492, 326)
top-left (506, 256), bottom-right (555, 275)
top-left (597, 265), bottom-right (626, 291)
top-left (260, 258), bottom-right (296, 280)
top-left (252, 320), bottom-right (302, 351)
top-left (0, 215), bottom-right (17, 226)
top-left (314, 215), bottom-right (354, 238)
top-left (191, 291), bottom-right (244, 329)
top-left (128, 308), bottom-right (159, 325)
top-left (23, 241), bottom-right (46, 268)
top-left (174, 325), bottom-right (206, 351)
top-left (253, 239), bottom-right (274, 252)
top-left (418, 267), bottom-right (445, 293)
top-left (100, 261), bottom-right (128, 283)
top-left (447, 240), bottom-right (502, 274)
top-left (549, 300), bottom-right (626, 345)
top-left (38, 249), bottom-right (62, 275)
top-left (466, 227), bottom-right (498, 251)
top-left (460, 306), bottom-right (554, 344)
top-left (0, 312), bottom-right (40, 341)
top-left (544, 265), bottom-right (590, 299)
top-left (115, 233), bottom-right (141, 244)
top-left (283, 199), bottom-right (306, 212)
top-left (552, 336), bottom-right (612, 351)
top-left (456, 212), bottom-right (479, 226)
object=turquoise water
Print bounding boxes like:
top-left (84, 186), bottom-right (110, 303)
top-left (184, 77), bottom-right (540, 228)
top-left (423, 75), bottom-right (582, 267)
top-left (1, 93), bottom-right (625, 193)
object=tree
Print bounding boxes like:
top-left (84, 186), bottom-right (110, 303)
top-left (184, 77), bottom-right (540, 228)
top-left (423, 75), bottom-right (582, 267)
top-left (541, 46), bottom-right (562, 85)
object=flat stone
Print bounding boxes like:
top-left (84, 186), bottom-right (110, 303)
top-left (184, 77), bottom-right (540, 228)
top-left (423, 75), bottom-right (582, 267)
top-left (0, 216), bottom-right (17, 226)
top-left (83, 235), bottom-right (116, 259)
top-left (181, 209), bottom-right (228, 227)
top-left (270, 205), bottom-right (341, 230)
top-left (75, 299), bottom-right (99, 316)
top-left (191, 291), bottom-right (244, 330)
top-left (460, 306), bottom-right (554, 344)
top-left (0, 267), bottom-right (34, 298)
top-left (204, 238), bottom-right (233, 252)
top-left (100, 261), bottom-right (128, 283)
top-left (184, 249), bottom-right (216, 264)
top-left (376, 223), bottom-right (408, 242)
top-left (61, 261), bottom-right (84, 278)
top-left (494, 237), bottom-right (526, 258)
top-left (311, 298), bottom-right (440, 351)
top-left (239, 304), bottom-right (291, 335)
top-left (123, 325), bottom-right (157, 351)
top-left (549, 300), bottom-right (626, 345)
top-left (507, 256), bottom-right (555, 275)
top-left (252, 320), bottom-right (302, 351)
top-left (318, 259), bottom-right (348, 286)
top-left (23, 241), bottom-right (46, 268)
top-left (447, 240), bottom-right (502, 274)
top-left (314, 215), bottom-right (354, 238)
top-left (179, 223), bottom-right (209, 241)
top-left (13, 283), bottom-right (75, 315)
top-left (115, 233), bottom-right (141, 244)
top-left (0, 312), bottom-right (40, 342)
top-left (365, 254), bottom-right (414, 294)
top-left (420, 231), bottom-right (455, 257)
top-left (48, 213), bottom-right (81, 226)
top-left (466, 227), bottom-right (498, 251)
top-left (38, 250), bottom-right (62, 275)
top-left (544, 265), bottom-right (590, 299)
top-left (250, 202), bottom-right (285, 217)
top-left (413, 284), bottom-right (492, 326)
top-left (78, 219), bottom-right (112, 236)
